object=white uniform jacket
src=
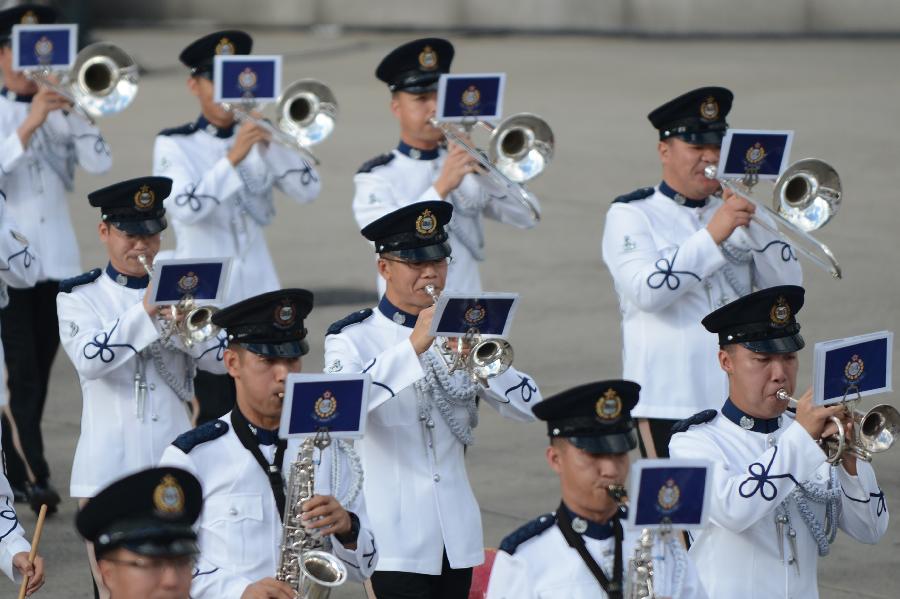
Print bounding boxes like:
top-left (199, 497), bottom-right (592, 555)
top-left (152, 117), bottom-right (320, 305)
top-left (160, 414), bottom-right (378, 598)
top-left (352, 145), bottom-right (540, 294)
top-left (670, 407), bottom-right (888, 598)
top-left (486, 510), bottom-right (707, 599)
top-left (0, 199), bottom-right (39, 407)
top-left (57, 265), bottom-right (226, 498)
top-left (324, 299), bottom-right (543, 574)
top-left (0, 428), bottom-right (30, 584)
top-left (0, 90), bottom-right (111, 281)
top-left (601, 186), bottom-right (803, 419)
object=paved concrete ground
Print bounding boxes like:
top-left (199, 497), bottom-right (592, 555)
top-left (9, 28), bottom-right (899, 598)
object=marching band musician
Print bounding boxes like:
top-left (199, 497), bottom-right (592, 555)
top-left (160, 289), bottom-right (384, 599)
top-left (0, 3), bottom-right (112, 514)
top-left (486, 381), bottom-right (706, 599)
top-left (669, 286), bottom-right (888, 598)
top-left (601, 87), bottom-right (802, 458)
top-left (55, 177), bottom-right (226, 596)
top-left (152, 30), bottom-right (321, 423)
top-left (325, 201), bottom-right (543, 598)
top-left (353, 38), bottom-right (540, 295)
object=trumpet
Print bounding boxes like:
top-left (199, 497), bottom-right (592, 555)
top-left (423, 284), bottom-right (514, 381)
top-left (137, 255), bottom-right (221, 348)
top-left (429, 113), bottom-right (553, 223)
top-left (25, 41), bottom-right (139, 124)
top-left (223, 78), bottom-right (337, 165)
top-left (776, 389), bottom-right (900, 464)
top-left (704, 158), bottom-right (842, 279)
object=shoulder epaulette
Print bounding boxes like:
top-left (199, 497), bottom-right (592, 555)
top-left (172, 419), bottom-right (229, 453)
top-left (159, 122), bottom-right (198, 137)
top-left (499, 512), bottom-right (556, 555)
top-left (357, 153), bottom-right (395, 174)
top-left (327, 308), bottom-right (373, 336)
top-left (59, 268), bottom-right (102, 293)
top-left (671, 409), bottom-right (718, 435)
top-left (613, 186), bottom-right (655, 204)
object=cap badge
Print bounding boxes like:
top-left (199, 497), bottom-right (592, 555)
top-left (415, 208), bottom-right (438, 237)
top-left (34, 36), bottom-right (53, 63)
top-left (215, 37), bottom-right (235, 55)
top-left (699, 96), bottom-right (719, 121)
top-left (134, 185), bottom-right (156, 211)
top-left (314, 390), bottom-right (337, 420)
top-left (461, 84), bottom-right (481, 110)
top-left (274, 301), bottom-right (296, 329)
top-left (596, 388), bottom-right (623, 421)
top-left (238, 67), bottom-right (258, 93)
top-left (20, 10), bottom-right (39, 24)
top-left (153, 475), bottom-right (185, 515)
top-left (844, 354), bottom-right (864, 382)
top-left (745, 142), bottom-right (767, 166)
top-left (418, 45), bottom-right (438, 71)
top-left (464, 304), bottom-right (486, 326)
top-left (770, 296), bottom-right (791, 326)
top-left (657, 478), bottom-right (681, 512)
top-left (177, 271), bottom-right (199, 294)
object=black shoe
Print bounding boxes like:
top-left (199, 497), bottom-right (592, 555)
top-left (27, 481), bottom-right (61, 515)
top-left (10, 483), bottom-right (29, 503)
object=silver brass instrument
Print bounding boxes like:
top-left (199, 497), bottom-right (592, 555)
top-left (223, 78), bottom-right (338, 165)
top-left (628, 528), bottom-right (656, 599)
top-left (423, 284), bottom-right (514, 381)
top-left (25, 41), bottom-right (139, 123)
top-left (704, 158), bottom-right (843, 279)
top-left (277, 433), bottom-right (348, 598)
top-left (429, 113), bottom-right (553, 222)
top-left (777, 388), bottom-right (900, 464)
top-left (137, 255), bottom-right (220, 348)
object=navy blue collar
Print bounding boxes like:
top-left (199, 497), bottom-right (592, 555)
top-left (378, 295), bottom-right (418, 328)
top-left (561, 503), bottom-right (617, 540)
top-left (197, 115), bottom-right (235, 139)
top-left (659, 180), bottom-right (708, 208)
top-left (1, 87), bottom-right (34, 104)
top-left (722, 398), bottom-right (782, 433)
top-left (105, 263), bottom-right (150, 289)
top-left (247, 423), bottom-right (280, 446)
top-left (397, 140), bottom-right (440, 161)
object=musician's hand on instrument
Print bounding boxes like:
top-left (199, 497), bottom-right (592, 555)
top-left (301, 494), bottom-right (352, 537)
top-left (707, 190), bottom-right (756, 244)
top-left (240, 578), bottom-right (296, 599)
top-left (410, 304), bottom-right (437, 354)
top-left (434, 142), bottom-right (477, 198)
top-left (142, 291), bottom-right (161, 318)
top-left (794, 388), bottom-right (847, 441)
top-left (13, 552), bottom-right (44, 596)
top-left (228, 121), bottom-right (271, 166)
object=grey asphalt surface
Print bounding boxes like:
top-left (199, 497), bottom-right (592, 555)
top-left (11, 29), bottom-right (899, 598)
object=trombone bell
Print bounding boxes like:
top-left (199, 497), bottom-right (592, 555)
top-left (468, 338), bottom-right (514, 380)
top-left (71, 42), bottom-right (139, 119)
top-left (488, 113), bottom-right (554, 183)
top-left (277, 79), bottom-right (338, 148)
top-left (773, 158), bottom-right (842, 233)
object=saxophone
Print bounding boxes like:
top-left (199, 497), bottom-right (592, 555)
top-left (627, 528), bottom-right (656, 599)
top-left (276, 436), bottom-right (348, 599)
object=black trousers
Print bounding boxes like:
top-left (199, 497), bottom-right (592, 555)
top-left (636, 417), bottom-right (679, 458)
top-left (0, 281), bottom-right (61, 486)
top-left (193, 371), bottom-right (236, 425)
top-left (370, 550), bottom-right (473, 599)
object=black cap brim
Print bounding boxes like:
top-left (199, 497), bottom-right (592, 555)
top-left (120, 538), bottom-right (199, 558)
top-left (568, 429), bottom-right (637, 455)
top-left (242, 339), bottom-right (309, 358)
top-left (742, 333), bottom-right (805, 354)
top-left (383, 242), bottom-right (451, 262)
top-left (669, 130), bottom-right (726, 145)
top-left (111, 217), bottom-right (167, 235)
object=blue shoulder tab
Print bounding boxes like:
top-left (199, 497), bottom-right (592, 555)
top-left (159, 122), bottom-right (198, 137)
top-left (59, 268), bottom-right (102, 293)
top-left (357, 153), bottom-right (395, 174)
top-left (671, 409), bottom-right (718, 435)
top-left (327, 309), bottom-right (373, 336)
top-left (499, 512), bottom-right (556, 555)
top-left (613, 187), bottom-right (655, 204)
top-left (172, 420), bottom-right (229, 453)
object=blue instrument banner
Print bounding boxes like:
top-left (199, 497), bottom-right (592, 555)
top-left (717, 129), bottom-right (794, 180)
top-left (284, 377), bottom-right (366, 437)
top-left (434, 295), bottom-right (517, 336)
top-left (154, 262), bottom-right (224, 303)
top-left (632, 465), bottom-right (709, 528)
top-left (817, 332), bottom-right (892, 405)
top-left (12, 24), bottom-right (77, 70)
top-left (437, 73), bottom-right (506, 122)
top-left (214, 55), bottom-right (281, 103)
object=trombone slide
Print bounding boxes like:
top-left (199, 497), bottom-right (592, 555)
top-left (226, 104), bottom-right (321, 165)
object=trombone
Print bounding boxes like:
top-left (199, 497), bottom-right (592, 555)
top-left (704, 158), bottom-right (843, 279)
top-left (429, 113), bottom-right (553, 223)
top-left (222, 78), bottom-right (338, 166)
top-left (25, 41), bottom-right (139, 124)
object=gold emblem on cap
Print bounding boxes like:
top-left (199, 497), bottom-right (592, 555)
top-left (596, 388), bottom-right (622, 421)
top-left (700, 96), bottom-right (719, 121)
top-left (134, 185), bottom-right (156, 211)
top-left (770, 295), bottom-right (791, 326)
top-left (844, 354), bottom-right (865, 382)
top-left (314, 390), bottom-right (337, 420)
top-left (153, 475), bottom-right (185, 515)
top-left (415, 208), bottom-right (438, 237)
top-left (274, 301), bottom-right (296, 329)
top-left (657, 478), bottom-right (681, 512)
top-left (215, 37), bottom-right (235, 55)
top-left (418, 45), bottom-right (438, 71)
top-left (20, 10), bottom-right (38, 24)
top-left (745, 142), bottom-right (766, 165)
